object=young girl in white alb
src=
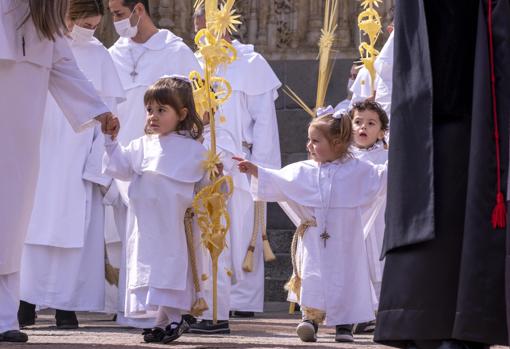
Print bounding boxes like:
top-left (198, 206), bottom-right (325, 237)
top-left (235, 111), bottom-right (387, 343)
top-left (103, 76), bottom-right (206, 344)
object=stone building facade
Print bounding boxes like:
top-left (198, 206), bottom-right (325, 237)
top-left (97, 0), bottom-right (395, 304)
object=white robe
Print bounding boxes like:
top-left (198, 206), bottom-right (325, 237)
top-left (252, 158), bottom-right (387, 325)
top-left (103, 133), bottom-right (206, 317)
top-left (351, 143), bottom-right (388, 307)
top-left (19, 36), bottom-right (125, 311)
top-left (349, 67), bottom-right (378, 108)
top-left (374, 32), bottom-right (394, 119)
top-left (108, 29), bottom-right (201, 325)
top-left (200, 127), bottom-right (252, 321)
top-left (0, 0), bottom-right (108, 332)
top-left (0, 0), bottom-right (108, 277)
top-left (212, 40), bottom-right (281, 312)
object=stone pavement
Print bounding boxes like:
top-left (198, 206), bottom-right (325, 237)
top-left (5, 308), bottom-right (509, 349)
top-left (3, 307), bottom-right (381, 349)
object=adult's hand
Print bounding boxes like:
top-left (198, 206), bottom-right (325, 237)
top-left (95, 112), bottom-right (120, 140)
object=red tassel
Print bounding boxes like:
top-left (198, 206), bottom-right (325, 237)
top-left (491, 192), bottom-right (506, 229)
top-left (487, 0), bottom-right (506, 230)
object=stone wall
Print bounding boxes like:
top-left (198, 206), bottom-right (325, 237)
top-left (97, 0), bottom-right (395, 59)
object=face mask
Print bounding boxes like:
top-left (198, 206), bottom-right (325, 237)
top-left (114, 9), bottom-right (140, 38)
top-left (70, 24), bottom-right (95, 43)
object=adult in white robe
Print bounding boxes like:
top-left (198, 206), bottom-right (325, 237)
top-left (108, 24), bottom-right (201, 327)
top-left (103, 133), bottom-right (206, 319)
top-left (20, 35), bottom-right (125, 316)
top-left (221, 40), bottom-right (282, 315)
top-left (252, 158), bottom-right (387, 326)
top-left (351, 142), bottom-right (388, 308)
top-left (349, 67), bottom-right (377, 108)
top-left (374, 32), bottom-right (394, 119)
top-left (0, 0), bottom-right (113, 340)
top-left (193, 127), bottom-right (251, 330)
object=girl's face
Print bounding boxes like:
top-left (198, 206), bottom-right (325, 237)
top-left (307, 126), bottom-right (338, 163)
top-left (352, 109), bottom-right (385, 149)
top-left (146, 101), bottom-right (187, 135)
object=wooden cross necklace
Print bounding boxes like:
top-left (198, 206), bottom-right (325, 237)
top-left (318, 162), bottom-right (339, 248)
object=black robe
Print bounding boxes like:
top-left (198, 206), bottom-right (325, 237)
top-left (375, 0), bottom-right (510, 346)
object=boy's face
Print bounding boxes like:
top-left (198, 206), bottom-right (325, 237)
top-left (352, 109), bottom-right (385, 149)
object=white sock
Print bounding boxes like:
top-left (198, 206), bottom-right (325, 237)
top-left (163, 306), bottom-right (181, 324)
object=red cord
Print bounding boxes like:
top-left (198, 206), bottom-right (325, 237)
top-left (487, 0), bottom-right (506, 229)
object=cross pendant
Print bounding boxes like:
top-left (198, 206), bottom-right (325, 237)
top-left (130, 70), bottom-right (138, 82)
top-left (320, 230), bottom-right (330, 248)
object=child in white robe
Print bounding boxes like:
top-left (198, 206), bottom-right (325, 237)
top-left (235, 112), bottom-right (387, 343)
top-left (103, 76), bottom-right (206, 344)
top-left (350, 100), bottom-right (389, 303)
top-left (347, 101), bottom-right (390, 335)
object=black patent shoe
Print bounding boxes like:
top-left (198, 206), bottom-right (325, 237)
top-left (0, 330), bottom-right (28, 342)
top-left (143, 327), bottom-right (166, 343)
top-left (232, 311), bottom-right (255, 318)
top-left (18, 301), bottom-right (36, 328)
top-left (189, 319), bottom-right (230, 334)
top-left (55, 309), bottom-right (79, 329)
top-left (162, 321), bottom-right (186, 343)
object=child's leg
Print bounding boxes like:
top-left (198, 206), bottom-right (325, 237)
top-left (155, 306), bottom-right (181, 328)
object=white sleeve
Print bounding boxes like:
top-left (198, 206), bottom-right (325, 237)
top-left (102, 138), bottom-right (142, 181)
top-left (49, 36), bottom-right (109, 132)
top-left (83, 125), bottom-right (112, 187)
top-left (251, 167), bottom-right (288, 202)
top-left (246, 90), bottom-right (281, 169)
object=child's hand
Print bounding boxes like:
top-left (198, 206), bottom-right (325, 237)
top-left (96, 112), bottom-right (120, 140)
top-left (233, 157), bottom-right (258, 178)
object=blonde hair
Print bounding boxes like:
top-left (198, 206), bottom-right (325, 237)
top-left (309, 114), bottom-right (353, 160)
top-left (143, 77), bottom-right (204, 140)
top-left (25, 0), bottom-right (68, 41)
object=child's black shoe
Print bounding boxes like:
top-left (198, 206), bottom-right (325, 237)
top-left (162, 321), bottom-right (186, 343)
top-left (143, 327), bottom-right (166, 343)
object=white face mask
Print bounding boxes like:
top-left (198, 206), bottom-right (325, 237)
top-left (114, 9), bottom-right (140, 38)
top-left (70, 24), bottom-right (95, 43)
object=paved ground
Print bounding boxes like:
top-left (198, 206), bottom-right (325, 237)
top-left (2, 309), bottom-right (379, 349)
top-left (3, 309), bottom-right (509, 349)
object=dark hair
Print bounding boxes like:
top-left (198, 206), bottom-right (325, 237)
top-left (68, 0), bottom-right (104, 21)
top-left (309, 114), bottom-right (353, 160)
top-left (121, 0), bottom-right (150, 14)
top-left (143, 77), bottom-right (204, 140)
top-left (349, 100), bottom-right (389, 148)
top-left (349, 100), bottom-right (389, 131)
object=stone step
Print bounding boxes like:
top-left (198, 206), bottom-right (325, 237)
top-left (264, 278), bottom-right (288, 303)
